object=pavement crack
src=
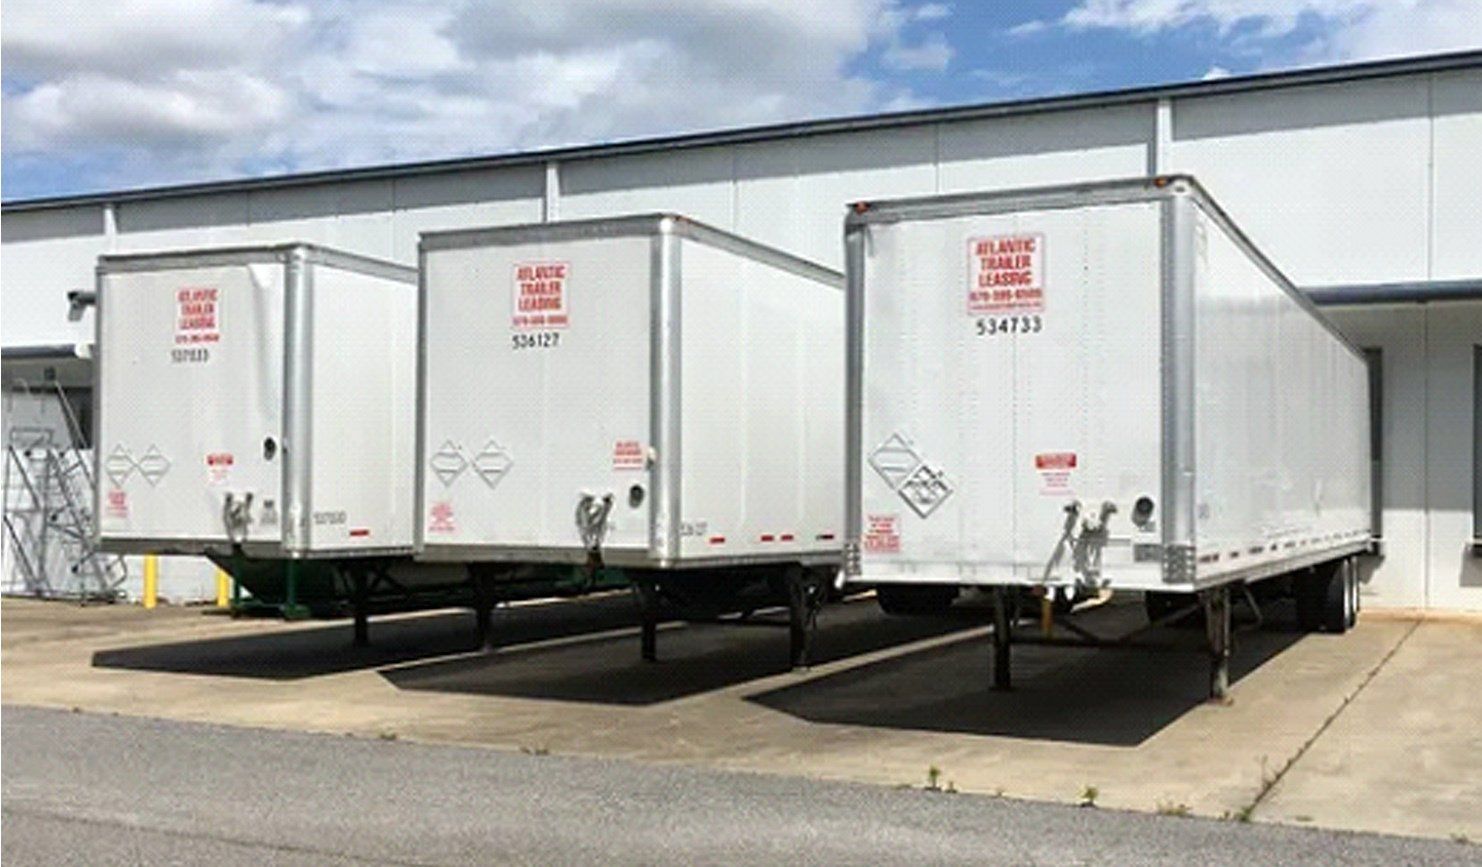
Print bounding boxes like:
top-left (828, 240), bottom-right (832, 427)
top-left (1240, 619), bottom-right (1422, 820)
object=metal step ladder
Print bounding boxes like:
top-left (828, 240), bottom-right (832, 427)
top-left (2, 381), bottom-right (128, 601)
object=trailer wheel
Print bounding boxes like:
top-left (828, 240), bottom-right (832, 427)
top-left (875, 584), bottom-right (957, 616)
top-left (1302, 558), bottom-right (1355, 634)
top-left (1294, 567), bottom-right (1324, 631)
top-left (1345, 560), bottom-right (1357, 628)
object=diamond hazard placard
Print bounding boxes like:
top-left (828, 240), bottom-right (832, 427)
top-left (967, 233), bottom-right (1044, 314)
top-left (511, 261), bottom-right (569, 330)
top-left (869, 433), bottom-right (923, 489)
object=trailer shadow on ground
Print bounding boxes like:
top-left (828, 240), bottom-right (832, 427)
top-left (90, 593), bottom-right (648, 680)
top-left (748, 599), bottom-right (1309, 747)
top-left (379, 598), bottom-right (984, 705)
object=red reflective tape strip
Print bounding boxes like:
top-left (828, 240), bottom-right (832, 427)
top-left (760, 534), bottom-right (775, 542)
top-left (780, 533), bottom-right (795, 542)
top-left (816, 533), bottom-right (836, 541)
top-left (349, 528), bottom-right (370, 537)
top-left (708, 536), bottom-right (726, 545)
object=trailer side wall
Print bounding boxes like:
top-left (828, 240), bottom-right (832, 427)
top-left (1190, 199), bottom-right (1371, 581)
top-left (676, 236), bottom-right (843, 562)
top-left (302, 260), bottom-right (419, 553)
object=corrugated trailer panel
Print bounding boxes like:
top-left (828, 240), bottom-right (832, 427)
top-left (846, 177), bottom-right (1370, 593)
top-left (676, 236), bottom-right (844, 562)
top-left (1189, 199), bottom-right (1370, 582)
top-left (94, 245), bottom-right (418, 558)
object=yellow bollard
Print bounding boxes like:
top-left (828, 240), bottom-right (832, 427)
top-left (143, 555), bottom-right (159, 609)
top-left (215, 568), bottom-right (231, 609)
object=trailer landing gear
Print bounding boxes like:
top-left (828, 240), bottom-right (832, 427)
top-left (1203, 585), bottom-right (1232, 704)
top-left (633, 566), bottom-right (827, 670)
top-left (786, 566), bottom-right (827, 671)
top-left (351, 568), bottom-right (370, 648)
top-left (473, 569), bottom-right (498, 652)
top-left (991, 587), bottom-right (1013, 691)
top-left (987, 584), bottom-right (1236, 703)
top-left (635, 577), bottom-right (661, 663)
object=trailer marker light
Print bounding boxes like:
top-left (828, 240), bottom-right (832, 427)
top-left (760, 534), bottom-right (776, 542)
top-left (708, 536), bottom-right (726, 545)
top-left (349, 528), bottom-right (370, 538)
top-left (780, 533), bottom-right (795, 542)
top-left (816, 532), bottom-right (836, 541)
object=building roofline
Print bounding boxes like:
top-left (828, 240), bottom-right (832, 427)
top-left (4, 49), bottom-right (1479, 214)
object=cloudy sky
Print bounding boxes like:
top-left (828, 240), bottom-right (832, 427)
top-left (3, 0), bottom-right (1479, 200)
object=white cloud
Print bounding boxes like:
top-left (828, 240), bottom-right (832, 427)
top-left (1045, 0), bottom-right (1482, 61)
top-left (883, 33), bottom-right (955, 71)
top-left (914, 3), bottom-right (951, 21)
top-left (2, 0), bottom-right (309, 77)
top-left (2, 0), bottom-right (934, 192)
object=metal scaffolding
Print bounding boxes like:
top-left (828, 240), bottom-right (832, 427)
top-left (2, 381), bottom-right (127, 600)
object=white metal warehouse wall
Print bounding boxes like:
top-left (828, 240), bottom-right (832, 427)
top-left (3, 57), bottom-right (1480, 609)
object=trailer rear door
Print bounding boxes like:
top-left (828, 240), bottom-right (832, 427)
top-left (420, 234), bottom-right (653, 559)
top-left (856, 200), bottom-right (1164, 584)
top-left (97, 259), bottom-right (284, 547)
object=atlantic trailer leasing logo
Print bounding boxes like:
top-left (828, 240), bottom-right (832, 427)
top-left (967, 233), bottom-right (1044, 315)
top-left (175, 286), bottom-right (221, 345)
top-left (511, 261), bottom-right (569, 331)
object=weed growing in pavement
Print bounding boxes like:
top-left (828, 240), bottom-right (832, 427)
top-left (926, 765), bottom-right (942, 791)
top-left (1079, 785), bottom-right (1099, 808)
top-left (520, 746), bottom-right (551, 756)
top-left (1451, 834), bottom-right (1472, 846)
top-left (378, 731), bottom-right (398, 741)
top-left (1156, 801), bottom-right (1192, 818)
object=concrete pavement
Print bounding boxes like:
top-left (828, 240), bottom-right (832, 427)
top-left (5, 706), bottom-right (1476, 866)
top-left (2, 594), bottom-right (1479, 844)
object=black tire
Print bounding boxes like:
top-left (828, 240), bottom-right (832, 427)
top-left (1294, 567), bottom-right (1325, 632)
top-left (1302, 558), bottom-right (1355, 634)
top-left (876, 584), bottom-right (958, 616)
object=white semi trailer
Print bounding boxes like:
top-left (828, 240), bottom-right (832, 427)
top-left (844, 177), bottom-right (1372, 699)
top-left (94, 244), bottom-right (419, 634)
top-left (419, 214), bottom-right (844, 666)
